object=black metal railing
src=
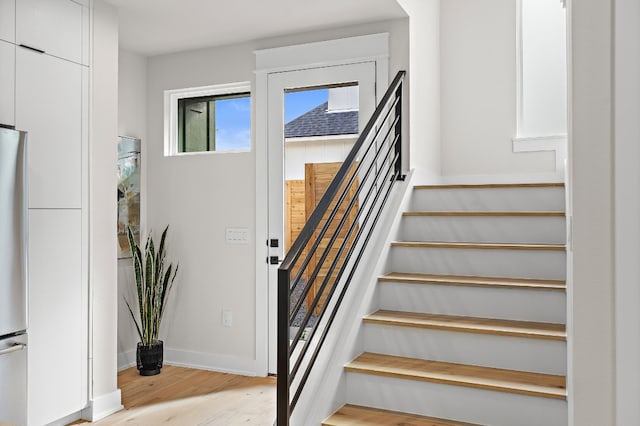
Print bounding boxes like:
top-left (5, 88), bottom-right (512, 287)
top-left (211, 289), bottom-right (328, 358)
top-left (277, 70), bottom-right (406, 425)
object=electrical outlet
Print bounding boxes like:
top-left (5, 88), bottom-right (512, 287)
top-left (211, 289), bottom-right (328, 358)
top-left (226, 227), bottom-right (249, 244)
top-left (222, 309), bottom-right (233, 327)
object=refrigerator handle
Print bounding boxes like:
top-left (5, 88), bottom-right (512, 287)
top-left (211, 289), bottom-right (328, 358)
top-left (0, 343), bottom-right (26, 356)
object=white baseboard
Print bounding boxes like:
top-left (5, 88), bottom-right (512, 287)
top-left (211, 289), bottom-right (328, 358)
top-left (118, 349), bottom-right (136, 371)
top-left (44, 411), bottom-right (83, 426)
top-left (164, 347), bottom-right (259, 377)
top-left (81, 389), bottom-right (123, 422)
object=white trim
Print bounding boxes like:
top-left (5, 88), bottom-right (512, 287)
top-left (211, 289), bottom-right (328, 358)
top-left (285, 134), bottom-right (358, 144)
top-left (254, 69), bottom-right (269, 377)
top-left (80, 389), bottom-right (123, 422)
top-left (513, 134), bottom-right (567, 176)
top-left (163, 81), bottom-right (251, 157)
top-left (164, 348), bottom-right (258, 377)
top-left (254, 33), bottom-right (389, 376)
top-left (117, 350), bottom-right (136, 371)
top-left (43, 411), bottom-right (83, 426)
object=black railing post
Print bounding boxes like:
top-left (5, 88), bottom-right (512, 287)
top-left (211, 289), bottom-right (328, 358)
top-left (277, 267), bottom-right (290, 426)
top-left (394, 84), bottom-right (405, 181)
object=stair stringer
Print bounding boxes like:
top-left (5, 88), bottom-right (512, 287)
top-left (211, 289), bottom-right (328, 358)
top-left (290, 171), bottom-right (415, 426)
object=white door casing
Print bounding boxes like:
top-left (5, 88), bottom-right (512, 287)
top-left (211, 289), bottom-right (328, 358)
top-left (266, 62), bottom-right (377, 374)
top-left (254, 33), bottom-right (389, 375)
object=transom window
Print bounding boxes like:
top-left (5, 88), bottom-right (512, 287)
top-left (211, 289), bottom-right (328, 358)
top-left (178, 93), bottom-right (250, 153)
top-left (164, 82), bottom-right (251, 156)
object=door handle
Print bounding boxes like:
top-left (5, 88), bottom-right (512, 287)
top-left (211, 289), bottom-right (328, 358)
top-left (0, 343), bottom-right (26, 356)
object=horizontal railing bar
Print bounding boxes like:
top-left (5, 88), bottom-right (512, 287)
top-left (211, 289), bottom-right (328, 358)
top-left (279, 70), bottom-right (405, 425)
top-left (288, 136), bottom-right (400, 361)
top-left (289, 150), bottom-right (398, 380)
top-left (280, 71), bottom-right (405, 272)
top-left (287, 119), bottom-right (401, 327)
top-left (290, 157), bottom-right (399, 410)
top-left (286, 105), bottom-right (401, 291)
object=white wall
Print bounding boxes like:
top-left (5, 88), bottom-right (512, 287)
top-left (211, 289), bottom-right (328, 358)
top-left (116, 48), bottom-right (147, 368)
top-left (396, 0), bottom-right (440, 180)
top-left (88, 0), bottom-right (121, 416)
top-left (285, 137), bottom-right (356, 181)
top-left (614, 0), bottom-right (640, 422)
top-left (440, 0), bottom-right (555, 178)
top-left (145, 20), bottom-right (408, 374)
top-left (568, 0), bottom-right (615, 424)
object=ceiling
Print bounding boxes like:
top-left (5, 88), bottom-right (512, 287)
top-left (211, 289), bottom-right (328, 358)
top-left (103, 0), bottom-right (408, 57)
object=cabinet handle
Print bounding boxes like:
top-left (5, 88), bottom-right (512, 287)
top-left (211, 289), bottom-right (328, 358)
top-left (0, 343), bottom-right (26, 356)
top-left (19, 44), bottom-right (45, 54)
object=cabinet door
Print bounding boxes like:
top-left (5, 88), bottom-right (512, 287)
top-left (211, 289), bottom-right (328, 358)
top-left (16, 0), bottom-right (83, 64)
top-left (16, 47), bottom-right (82, 209)
top-left (0, 0), bottom-right (15, 43)
top-left (0, 40), bottom-right (14, 127)
top-left (28, 209), bottom-right (84, 426)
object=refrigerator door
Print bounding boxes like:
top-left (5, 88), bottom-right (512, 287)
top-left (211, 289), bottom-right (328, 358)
top-left (0, 333), bottom-right (27, 426)
top-left (0, 127), bottom-right (27, 336)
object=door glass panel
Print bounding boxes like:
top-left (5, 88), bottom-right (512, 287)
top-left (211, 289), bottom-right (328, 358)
top-left (283, 83), bottom-right (360, 330)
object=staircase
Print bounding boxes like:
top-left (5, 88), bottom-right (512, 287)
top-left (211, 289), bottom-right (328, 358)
top-left (323, 183), bottom-right (567, 426)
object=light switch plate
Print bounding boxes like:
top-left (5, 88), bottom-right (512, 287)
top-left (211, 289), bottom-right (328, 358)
top-left (225, 227), bottom-right (249, 244)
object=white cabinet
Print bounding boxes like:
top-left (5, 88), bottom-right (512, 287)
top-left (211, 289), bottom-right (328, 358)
top-left (0, 0), bottom-right (15, 43)
top-left (16, 0), bottom-right (85, 64)
top-left (27, 209), bottom-right (84, 426)
top-left (16, 47), bottom-right (83, 209)
top-left (0, 40), bottom-right (14, 126)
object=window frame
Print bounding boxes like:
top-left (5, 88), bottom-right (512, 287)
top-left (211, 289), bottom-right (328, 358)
top-left (164, 81), bottom-right (252, 156)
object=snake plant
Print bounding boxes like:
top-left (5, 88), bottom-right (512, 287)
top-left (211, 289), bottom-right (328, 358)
top-left (125, 225), bottom-right (179, 347)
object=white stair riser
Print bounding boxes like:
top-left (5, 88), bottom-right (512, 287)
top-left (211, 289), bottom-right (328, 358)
top-left (363, 324), bottom-right (567, 375)
top-left (411, 187), bottom-right (565, 212)
top-left (400, 215), bottom-right (566, 244)
top-left (389, 246), bottom-right (566, 280)
top-left (379, 282), bottom-right (566, 323)
top-left (346, 373), bottom-right (567, 426)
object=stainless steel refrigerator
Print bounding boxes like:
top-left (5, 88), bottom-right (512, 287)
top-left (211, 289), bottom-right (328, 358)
top-left (0, 125), bottom-right (28, 426)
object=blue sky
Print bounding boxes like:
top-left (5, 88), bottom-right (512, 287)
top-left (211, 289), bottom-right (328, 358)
top-left (284, 88), bottom-right (328, 123)
top-left (213, 88), bottom-right (329, 150)
top-left (215, 97), bottom-right (251, 151)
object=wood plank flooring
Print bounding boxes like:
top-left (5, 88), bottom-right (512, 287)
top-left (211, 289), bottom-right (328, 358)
top-left (70, 365), bottom-right (276, 425)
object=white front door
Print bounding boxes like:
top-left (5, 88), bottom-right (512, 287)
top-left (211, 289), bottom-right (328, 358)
top-left (266, 62), bottom-right (377, 374)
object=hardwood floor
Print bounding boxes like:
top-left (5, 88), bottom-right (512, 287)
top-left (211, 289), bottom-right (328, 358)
top-left (71, 365), bottom-right (276, 425)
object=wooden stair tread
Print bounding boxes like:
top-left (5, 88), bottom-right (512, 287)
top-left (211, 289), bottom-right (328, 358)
top-left (346, 353), bottom-right (567, 400)
top-left (414, 183), bottom-right (564, 189)
top-left (391, 241), bottom-right (566, 251)
top-left (403, 211), bottom-right (565, 217)
top-left (363, 310), bottom-right (566, 340)
top-left (323, 404), bottom-right (480, 426)
top-left (379, 272), bottom-right (566, 291)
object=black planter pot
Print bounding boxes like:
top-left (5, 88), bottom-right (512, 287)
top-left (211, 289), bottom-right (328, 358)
top-left (136, 341), bottom-right (163, 376)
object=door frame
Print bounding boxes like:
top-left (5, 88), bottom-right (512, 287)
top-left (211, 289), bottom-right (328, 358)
top-left (254, 33), bottom-right (389, 375)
